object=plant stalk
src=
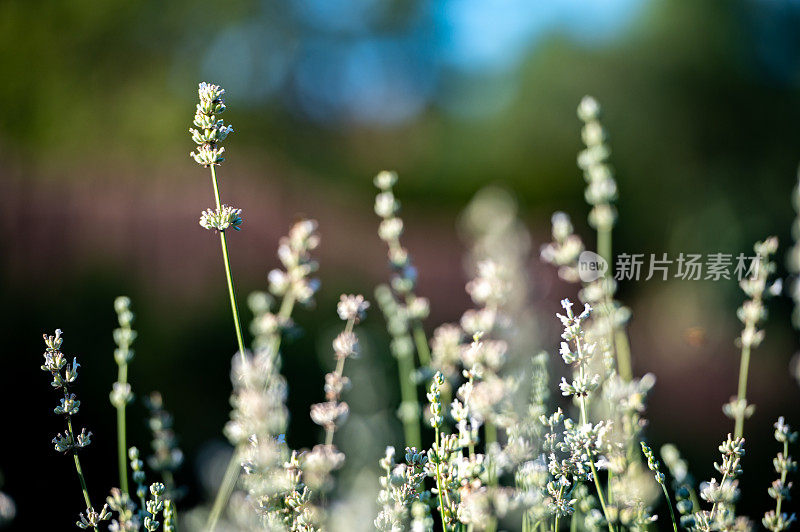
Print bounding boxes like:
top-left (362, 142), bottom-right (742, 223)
top-left (116, 363), bottom-right (129, 496)
top-left (325, 317), bottom-right (355, 447)
top-left (206, 449), bottom-right (242, 531)
top-left (597, 224), bottom-right (612, 270)
top-left (776, 439), bottom-right (789, 516)
top-left (554, 485), bottom-right (564, 531)
top-left (433, 428), bottom-right (449, 532)
top-left (733, 343), bottom-right (751, 440)
top-left (410, 319), bottom-right (431, 367)
top-left (207, 288), bottom-right (298, 530)
top-left (396, 350), bottom-right (422, 448)
top-left (660, 483), bottom-right (679, 532)
top-left (210, 165), bottom-right (246, 363)
top-left (68, 418), bottom-right (97, 531)
top-left (204, 164), bottom-right (247, 531)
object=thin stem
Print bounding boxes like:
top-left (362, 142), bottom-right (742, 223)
top-left (574, 336), bottom-right (591, 422)
top-left (67, 418), bottom-right (97, 531)
top-left (219, 232), bottom-right (246, 360)
top-left (205, 290), bottom-right (295, 530)
top-left (485, 419), bottom-right (497, 459)
top-left (396, 350), bottom-right (422, 448)
top-left (116, 363), bottom-right (129, 496)
top-left (574, 335), bottom-right (614, 531)
top-left (613, 328), bottom-right (632, 382)
top-left (554, 485), bottom-right (564, 531)
top-left (597, 224), bottom-right (612, 268)
top-left (484, 415), bottom-right (499, 532)
top-left (660, 483), bottom-right (679, 532)
top-left (578, 390), bottom-right (614, 532)
top-left (410, 319), bottom-right (431, 367)
top-left (433, 428), bottom-right (449, 532)
top-left (709, 471), bottom-right (729, 521)
top-left (68, 419), bottom-right (92, 509)
top-left (597, 218), bottom-right (634, 383)
top-left (269, 292), bottom-right (296, 356)
top-left (579, 399), bottom-right (588, 427)
top-left (210, 165), bottom-right (246, 363)
top-left (205, 168), bottom-right (249, 532)
top-left (588, 459), bottom-right (615, 532)
top-left (733, 343), bottom-right (751, 440)
top-left (775, 439), bottom-right (789, 516)
top-left (210, 164), bottom-right (223, 210)
top-left (206, 450), bottom-right (241, 531)
top-left (483, 415), bottom-right (499, 532)
top-left (324, 318), bottom-right (356, 446)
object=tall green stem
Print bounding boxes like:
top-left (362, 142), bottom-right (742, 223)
top-left (116, 362), bottom-right (129, 495)
top-left (485, 420), bottom-right (497, 450)
top-left (210, 165), bottom-right (246, 363)
top-left (396, 350), bottom-right (422, 448)
top-left (433, 428), bottom-right (449, 532)
top-left (554, 485), bottom-right (564, 531)
top-left (576, 350), bottom-right (614, 532)
top-left (204, 164), bottom-right (247, 531)
top-left (775, 439), bottom-right (789, 516)
top-left (206, 279), bottom-right (299, 531)
top-left (613, 329), bottom-right (632, 382)
top-left (588, 459), bottom-right (615, 532)
top-left (68, 418), bottom-right (97, 531)
top-left (206, 450), bottom-right (242, 531)
top-left (597, 225), bottom-right (611, 268)
top-left (410, 319), bottom-right (431, 367)
top-left (659, 483), bottom-right (679, 532)
top-left (484, 416), bottom-right (499, 532)
top-left (733, 343), bottom-right (751, 440)
top-left (270, 292), bottom-right (296, 355)
top-left (597, 222), bottom-right (633, 382)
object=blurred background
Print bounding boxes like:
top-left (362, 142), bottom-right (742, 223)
top-left (2, 0), bottom-right (800, 528)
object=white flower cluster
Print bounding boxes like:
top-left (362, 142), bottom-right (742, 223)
top-left (311, 293), bottom-right (369, 447)
top-left (723, 236), bottom-right (778, 430)
top-left (375, 447), bottom-right (432, 531)
top-left (374, 171), bottom-right (426, 302)
top-left (686, 435), bottom-right (747, 532)
top-left (224, 348), bottom-right (293, 525)
top-left (556, 299), bottom-right (601, 400)
top-left (110, 296), bottom-right (136, 410)
top-left (763, 418), bottom-right (797, 532)
top-left (189, 82), bottom-right (233, 167)
top-left (199, 204), bottom-right (243, 232)
top-left (336, 294), bottom-right (370, 323)
top-left (577, 95), bottom-right (617, 232)
top-left (540, 212), bottom-right (584, 283)
top-left (268, 219), bottom-right (320, 306)
top-left (145, 392), bottom-right (184, 489)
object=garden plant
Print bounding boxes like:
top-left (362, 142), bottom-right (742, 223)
top-left (31, 83), bottom-right (799, 532)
